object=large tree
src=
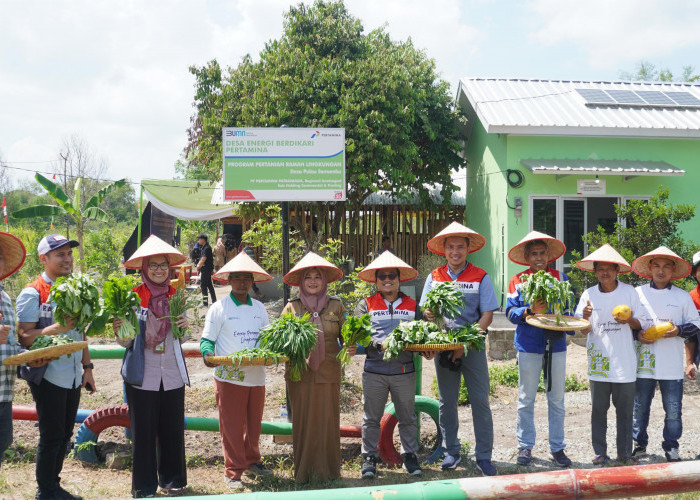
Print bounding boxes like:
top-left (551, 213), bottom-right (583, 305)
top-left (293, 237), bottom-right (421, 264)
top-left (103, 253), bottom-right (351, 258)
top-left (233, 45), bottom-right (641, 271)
top-left (186, 0), bottom-right (464, 247)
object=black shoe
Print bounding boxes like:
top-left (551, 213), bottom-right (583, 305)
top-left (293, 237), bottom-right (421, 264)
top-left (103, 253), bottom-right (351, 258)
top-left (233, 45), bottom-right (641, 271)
top-left (550, 449), bottom-right (572, 468)
top-left (402, 452), bottom-right (422, 476)
top-left (632, 444), bottom-right (647, 457)
top-left (361, 454), bottom-right (377, 479)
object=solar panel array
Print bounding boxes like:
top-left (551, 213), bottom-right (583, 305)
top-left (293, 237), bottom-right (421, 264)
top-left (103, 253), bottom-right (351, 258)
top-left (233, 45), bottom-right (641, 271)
top-left (576, 88), bottom-right (700, 108)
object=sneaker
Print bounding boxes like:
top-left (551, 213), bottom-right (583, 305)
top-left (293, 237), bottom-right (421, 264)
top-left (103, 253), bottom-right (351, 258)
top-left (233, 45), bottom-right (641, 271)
top-left (245, 462), bottom-right (273, 477)
top-left (592, 454), bottom-right (609, 465)
top-left (475, 459), bottom-right (498, 477)
top-left (516, 448), bottom-right (532, 466)
top-left (441, 453), bottom-right (461, 470)
top-left (632, 444), bottom-right (647, 457)
top-left (550, 449), bottom-right (572, 468)
top-left (161, 487), bottom-right (184, 497)
top-left (224, 477), bottom-right (243, 491)
top-left (361, 454), bottom-right (378, 479)
top-left (665, 448), bottom-right (681, 462)
top-left (402, 453), bottom-right (422, 476)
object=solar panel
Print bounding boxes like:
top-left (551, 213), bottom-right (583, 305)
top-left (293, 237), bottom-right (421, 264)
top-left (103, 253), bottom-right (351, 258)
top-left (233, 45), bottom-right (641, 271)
top-left (635, 91), bottom-right (675, 106)
top-left (666, 91), bottom-right (700, 106)
top-left (576, 89), bottom-right (615, 104)
top-left (606, 90), bottom-right (646, 105)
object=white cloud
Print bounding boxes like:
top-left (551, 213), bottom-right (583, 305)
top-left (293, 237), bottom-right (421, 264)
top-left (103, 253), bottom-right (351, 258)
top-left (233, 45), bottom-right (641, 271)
top-left (528, 0), bottom-right (700, 69)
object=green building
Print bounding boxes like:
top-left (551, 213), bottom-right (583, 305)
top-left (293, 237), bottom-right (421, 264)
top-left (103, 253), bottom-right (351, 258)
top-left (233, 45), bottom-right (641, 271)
top-left (457, 78), bottom-right (700, 306)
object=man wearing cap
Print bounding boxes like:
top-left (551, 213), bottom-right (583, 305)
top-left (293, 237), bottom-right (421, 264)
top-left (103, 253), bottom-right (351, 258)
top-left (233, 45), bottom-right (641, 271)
top-left (200, 253), bottom-right (272, 490)
top-left (351, 252), bottom-right (422, 478)
top-left (17, 234), bottom-right (95, 500)
top-left (631, 246), bottom-right (700, 462)
top-left (573, 244), bottom-right (649, 465)
top-left (196, 233), bottom-right (216, 307)
top-left (0, 232), bottom-right (27, 468)
top-left (420, 222), bottom-right (499, 476)
top-left (505, 231), bottom-right (572, 468)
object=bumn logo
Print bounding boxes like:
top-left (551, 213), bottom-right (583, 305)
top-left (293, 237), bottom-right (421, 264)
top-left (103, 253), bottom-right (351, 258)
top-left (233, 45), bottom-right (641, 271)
top-left (225, 130), bottom-right (246, 137)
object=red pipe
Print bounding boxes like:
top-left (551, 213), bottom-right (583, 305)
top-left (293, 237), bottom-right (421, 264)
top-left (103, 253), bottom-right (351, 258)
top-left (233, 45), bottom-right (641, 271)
top-left (339, 425), bottom-right (361, 438)
top-left (12, 405), bottom-right (38, 421)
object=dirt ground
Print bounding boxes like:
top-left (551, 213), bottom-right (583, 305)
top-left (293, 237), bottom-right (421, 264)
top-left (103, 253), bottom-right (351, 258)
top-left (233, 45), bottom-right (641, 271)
top-left (4, 289), bottom-right (700, 499)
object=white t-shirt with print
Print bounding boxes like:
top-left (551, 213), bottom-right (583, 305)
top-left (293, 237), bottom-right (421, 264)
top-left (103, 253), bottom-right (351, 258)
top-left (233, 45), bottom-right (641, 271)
top-left (575, 282), bottom-right (648, 383)
top-left (201, 295), bottom-right (270, 386)
top-left (635, 283), bottom-right (700, 380)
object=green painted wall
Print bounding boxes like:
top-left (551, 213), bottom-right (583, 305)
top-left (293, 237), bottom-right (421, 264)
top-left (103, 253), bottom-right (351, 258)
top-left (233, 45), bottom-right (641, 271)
top-left (464, 112), bottom-right (700, 304)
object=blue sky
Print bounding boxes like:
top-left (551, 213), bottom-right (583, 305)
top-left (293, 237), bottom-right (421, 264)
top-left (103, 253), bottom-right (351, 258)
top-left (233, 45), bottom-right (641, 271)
top-left (1, 0), bottom-right (699, 189)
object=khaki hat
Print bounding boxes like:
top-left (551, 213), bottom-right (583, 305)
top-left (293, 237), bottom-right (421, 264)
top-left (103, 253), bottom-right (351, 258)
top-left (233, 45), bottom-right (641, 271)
top-left (575, 243), bottom-right (632, 273)
top-left (214, 252), bottom-right (272, 282)
top-left (357, 251), bottom-right (418, 283)
top-left (0, 231), bottom-right (26, 280)
top-left (632, 246), bottom-right (691, 280)
top-left (124, 234), bottom-right (187, 270)
top-left (283, 252), bottom-right (343, 286)
top-left (427, 221), bottom-right (486, 256)
top-left (508, 230), bottom-right (566, 266)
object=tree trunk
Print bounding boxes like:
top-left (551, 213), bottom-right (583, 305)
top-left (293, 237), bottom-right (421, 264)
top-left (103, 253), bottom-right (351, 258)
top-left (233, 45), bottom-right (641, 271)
top-left (77, 219), bottom-right (85, 273)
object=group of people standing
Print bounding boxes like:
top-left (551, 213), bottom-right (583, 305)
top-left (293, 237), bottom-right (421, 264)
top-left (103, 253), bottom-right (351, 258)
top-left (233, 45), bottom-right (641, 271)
top-left (1, 219), bottom-right (700, 498)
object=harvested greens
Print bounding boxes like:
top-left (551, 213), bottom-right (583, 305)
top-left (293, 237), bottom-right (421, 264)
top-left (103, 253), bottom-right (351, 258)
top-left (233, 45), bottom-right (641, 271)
top-left (382, 320), bottom-right (484, 361)
top-left (337, 314), bottom-right (374, 366)
top-left (422, 281), bottom-right (465, 329)
top-left (161, 289), bottom-right (201, 338)
top-left (227, 347), bottom-right (287, 366)
top-left (102, 275), bottom-right (140, 340)
top-left (48, 273), bottom-right (103, 334)
top-left (519, 270), bottom-right (573, 325)
top-left (257, 312), bottom-right (318, 381)
top-left (30, 334), bottom-right (75, 350)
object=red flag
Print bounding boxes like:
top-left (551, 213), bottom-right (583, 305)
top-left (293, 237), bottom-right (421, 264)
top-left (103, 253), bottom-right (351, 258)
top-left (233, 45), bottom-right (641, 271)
top-left (53, 173), bottom-right (56, 180)
top-left (0, 197), bottom-right (5, 208)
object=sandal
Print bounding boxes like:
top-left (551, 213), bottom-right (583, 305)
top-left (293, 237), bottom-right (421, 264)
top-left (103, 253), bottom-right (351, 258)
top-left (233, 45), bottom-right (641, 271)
top-left (592, 454), bottom-right (609, 465)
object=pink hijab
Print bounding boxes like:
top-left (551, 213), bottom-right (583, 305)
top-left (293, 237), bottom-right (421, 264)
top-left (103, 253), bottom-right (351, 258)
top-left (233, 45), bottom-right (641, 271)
top-left (299, 267), bottom-right (330, 371)
top-left (141, 256), bottom-right (171, 349)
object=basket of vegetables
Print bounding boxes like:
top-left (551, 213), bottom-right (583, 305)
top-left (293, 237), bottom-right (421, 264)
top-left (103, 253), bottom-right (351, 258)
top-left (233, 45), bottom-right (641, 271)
top-left (257, 312), bottom-right (318, 381)
top-left (337, 314), bottom-right (375, 367)
top-left (102, 274), bottom-right (140, 341)
top-left (208, 347), bottom-right (288, 367)
top-left (383, 320), bottom-right (485, 360)
top-left (2, 335), bottom-right (87, 365)
top-left (520, 270), bottom-right (588, 331)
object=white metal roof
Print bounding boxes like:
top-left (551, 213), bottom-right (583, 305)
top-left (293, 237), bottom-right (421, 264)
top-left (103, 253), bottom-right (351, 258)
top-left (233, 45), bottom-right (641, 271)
top-left (458, 78), bottom-right (700, 138)
top-left (520, 159), bottom-right (685, 181)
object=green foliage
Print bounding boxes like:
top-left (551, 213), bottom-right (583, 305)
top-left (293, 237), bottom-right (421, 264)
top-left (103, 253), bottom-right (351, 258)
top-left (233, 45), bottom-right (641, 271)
top-left (99, 182), bottom-right (138, 225)
top-left (82, 226), bottom-right (130, 278)
top-left (3, 225), bottom-right (44, 297)
top-left (241, 205), bottom-right (305, 274)
top-left (417, 252), bottom-right (444, 278)
top-left (68, 440), bottom-right (97, 459)
top-left (176, 218), bottom-right (217, 258)
top-left (519, 271), bottom-right (574, 322)
top-left (337, 314), bottom-right (374, 366)
top-left (567, 187), bottom-right (697, 293)
top-left (620, 60), bottom-right (700, 82)
top-left (422, 281), bottom-right (465, 320)
top-left (49, 273), bottom-right (103, 334)
top-left (186, 0), bottom-right (464, 218)
top-left (327, 266), bottom-right (375, 313)
top-left (258, 312), bottom-right (319, 381)
top-left (102, 274), bottom-right (141, 340)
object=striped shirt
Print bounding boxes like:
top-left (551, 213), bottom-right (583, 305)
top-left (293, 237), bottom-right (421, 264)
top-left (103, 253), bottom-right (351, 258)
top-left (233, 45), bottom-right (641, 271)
top-left (0, 286), bottom-right (22, 402)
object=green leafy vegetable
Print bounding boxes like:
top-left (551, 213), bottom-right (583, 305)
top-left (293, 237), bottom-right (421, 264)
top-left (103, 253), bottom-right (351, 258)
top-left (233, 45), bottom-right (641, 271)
top-left (227, 347), bottom-right (287, 366)
top-left (159, 289), bottom-right (201, 338)
top-left (30, 334), bottom-right (76, 357)
top-left (519, 270), bottom-right (574, 325)
top-left (337, 314), bottom-right (374, 366)
top-left (422, 281), bottom-right (465, 329)
top-left (382, 320), bottom-right (484, 360)
top-left (102, 275), bottom-right (140, 340)
top-left (257, 312), bottom-right (318, 381)
top-left (49, 274), bottom-right (103, 334)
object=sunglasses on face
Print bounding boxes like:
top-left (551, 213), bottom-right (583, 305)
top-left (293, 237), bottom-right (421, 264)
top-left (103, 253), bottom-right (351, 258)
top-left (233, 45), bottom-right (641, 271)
top-left (148, 262), bottom-right (169, 271)
top-left (377, 272), bottom-right (398, 281)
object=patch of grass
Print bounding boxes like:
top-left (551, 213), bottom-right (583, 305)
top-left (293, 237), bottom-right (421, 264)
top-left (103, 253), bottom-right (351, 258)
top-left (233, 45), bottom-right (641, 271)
top-left (3, 442), bottom-right (37, 464)
top-left (186, 454), bottom-right (207, 467)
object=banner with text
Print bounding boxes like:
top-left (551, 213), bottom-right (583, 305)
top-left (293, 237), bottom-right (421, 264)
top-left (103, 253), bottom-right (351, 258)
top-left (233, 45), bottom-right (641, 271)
top-left (222, 127), bottom-right (346, 201)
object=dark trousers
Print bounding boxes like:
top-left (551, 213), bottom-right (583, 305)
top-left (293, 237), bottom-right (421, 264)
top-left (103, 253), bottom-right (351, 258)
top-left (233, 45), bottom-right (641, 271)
top-left (125, 383), bottom-right (186, 497)
top-left (200, 268), bottom-right (216, 306)
top-left (29, 379), bottom-right (81, 493)
top-left (590, 380), bottom-right (635, 458)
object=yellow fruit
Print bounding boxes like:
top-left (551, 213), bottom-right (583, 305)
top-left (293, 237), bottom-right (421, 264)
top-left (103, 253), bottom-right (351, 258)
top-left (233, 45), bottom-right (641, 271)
top-left (612, 304), bottom-right (631, 321)
top-left (642, 322), bottom-right (674, 341)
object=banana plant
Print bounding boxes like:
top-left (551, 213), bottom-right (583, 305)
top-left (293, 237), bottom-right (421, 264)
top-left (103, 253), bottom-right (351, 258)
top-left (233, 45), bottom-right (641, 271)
top-left (13, 173), bottom-right (126, 271)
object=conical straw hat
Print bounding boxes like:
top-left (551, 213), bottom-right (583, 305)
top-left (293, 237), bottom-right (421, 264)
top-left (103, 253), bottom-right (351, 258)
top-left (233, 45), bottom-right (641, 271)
top-left (508, 230), bottom-right (566, 266)
top-left (214, 252), bottom-right (272, 282)
top-left (357, 251), bottom-right (417, 283)
top-left (283, 252), bottom-right (343, 286)
top-left (632, 246), bottom-right (690, 280)
top-left (0, 232), bottom-right (26, 280)
top-left (124, 234), bottom-right (186, 270)
top-left (575, 243), bottom-right (631, 273)
top-left (427, 222), bottom-right (486, 256)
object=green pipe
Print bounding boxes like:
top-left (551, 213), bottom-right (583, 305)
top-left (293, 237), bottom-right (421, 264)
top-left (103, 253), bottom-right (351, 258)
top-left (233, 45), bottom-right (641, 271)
top-left (184, 416), bottom-right (292, 436)
top-left (89, 345), bottom-right (126, 359)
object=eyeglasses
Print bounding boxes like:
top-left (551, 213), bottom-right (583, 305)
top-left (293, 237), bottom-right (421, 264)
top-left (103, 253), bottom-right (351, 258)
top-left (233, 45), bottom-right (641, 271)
top-left (148, 262), bottom-right (170, 271)
top-left (377, 272), bottom-right (398, 281)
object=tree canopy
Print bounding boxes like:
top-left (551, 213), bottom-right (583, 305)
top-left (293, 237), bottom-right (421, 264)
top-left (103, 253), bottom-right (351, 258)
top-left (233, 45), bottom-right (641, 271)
top-left (619, 61), bottom-right (699, 82)
top-left (185, 0), bottom-right (464, 213)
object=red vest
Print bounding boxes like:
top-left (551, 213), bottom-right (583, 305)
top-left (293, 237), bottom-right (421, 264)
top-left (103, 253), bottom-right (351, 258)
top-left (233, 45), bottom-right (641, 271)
top-left (691, 286), bottom-right (700, 311)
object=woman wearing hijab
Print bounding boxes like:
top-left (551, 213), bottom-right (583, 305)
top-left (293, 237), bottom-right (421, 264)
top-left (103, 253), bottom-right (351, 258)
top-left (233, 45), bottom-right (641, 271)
top-left (116, 235), bottom-right (190, 498)
top-left (281, 252), bottom-right (345, 483)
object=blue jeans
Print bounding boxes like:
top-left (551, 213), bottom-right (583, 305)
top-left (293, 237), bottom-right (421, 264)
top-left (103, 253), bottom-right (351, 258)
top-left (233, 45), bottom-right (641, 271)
top-left (516, 351), bottom-right (566, 452)
top-left (633, 378), bottom-right (683, 451)
top-left (0, 401), bottom-right (12, 467)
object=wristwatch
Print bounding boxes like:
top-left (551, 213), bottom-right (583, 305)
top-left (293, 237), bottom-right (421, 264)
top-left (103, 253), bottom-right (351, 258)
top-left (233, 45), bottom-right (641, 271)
top-left (82, 363), bottom-right (94, 370)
